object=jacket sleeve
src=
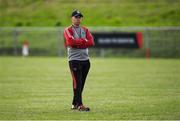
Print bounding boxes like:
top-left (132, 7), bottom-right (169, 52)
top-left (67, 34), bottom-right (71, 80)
top-left (77, 28), bottom-right (95, 49)
top-left (64, 28), bottom-right (86, 48)
top-left (84, 28), bottom-right (95, 47)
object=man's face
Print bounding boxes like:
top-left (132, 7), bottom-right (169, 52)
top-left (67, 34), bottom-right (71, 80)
top-left (72, 16), bottom-right (82, 26)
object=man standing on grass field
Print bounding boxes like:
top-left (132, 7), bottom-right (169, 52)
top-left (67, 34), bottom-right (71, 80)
top-left (64, 10), bottom-right (94, 111)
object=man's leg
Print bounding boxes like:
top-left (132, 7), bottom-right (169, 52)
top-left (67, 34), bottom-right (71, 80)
top-left (69, 60), bottom-right (83, 106)
top-left (77, 60), bottom-right (91, 111)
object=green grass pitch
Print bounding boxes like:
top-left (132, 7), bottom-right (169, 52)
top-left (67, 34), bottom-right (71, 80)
top-left (0, 57), bottom-right (179, 120)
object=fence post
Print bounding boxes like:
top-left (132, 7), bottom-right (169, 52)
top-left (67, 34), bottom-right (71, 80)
top-left (57, 28), bottom-right (62, 56)
top-left (100, 48), bottom-right (105, 57)
top-left (13, 28), bottom-right (18, 56)
top-left (145, 28), bottom-right (150, 59)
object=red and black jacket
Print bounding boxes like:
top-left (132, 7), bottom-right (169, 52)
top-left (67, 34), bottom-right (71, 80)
top-left (64, 25), bottom-right (94, 49)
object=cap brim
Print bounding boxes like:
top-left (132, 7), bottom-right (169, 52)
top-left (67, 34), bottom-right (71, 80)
top-left (74, 13), bottom-right (83, 17)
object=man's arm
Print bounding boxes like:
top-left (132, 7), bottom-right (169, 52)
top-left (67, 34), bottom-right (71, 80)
top-left (84, 28), bottom-right (95, 47)
top-left (77, 28), bottom-right (95, 49)
top-left (64, 28), bottom-right (86, 48)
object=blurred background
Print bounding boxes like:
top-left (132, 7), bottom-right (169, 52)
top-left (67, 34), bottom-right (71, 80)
top-left (0, 0), bottom-right (180, 120)
top-left (0, 0), bottom-right (180, 58)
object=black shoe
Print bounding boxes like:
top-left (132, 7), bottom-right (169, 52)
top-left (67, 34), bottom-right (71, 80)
top-left (78, 105), bottom-right (90, 111)
top-left (71, 105), bottom-right (78, 110)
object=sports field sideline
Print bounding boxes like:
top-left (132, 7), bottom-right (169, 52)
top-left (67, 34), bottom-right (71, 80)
top-left (0, 57), bottom-right (179, 120)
